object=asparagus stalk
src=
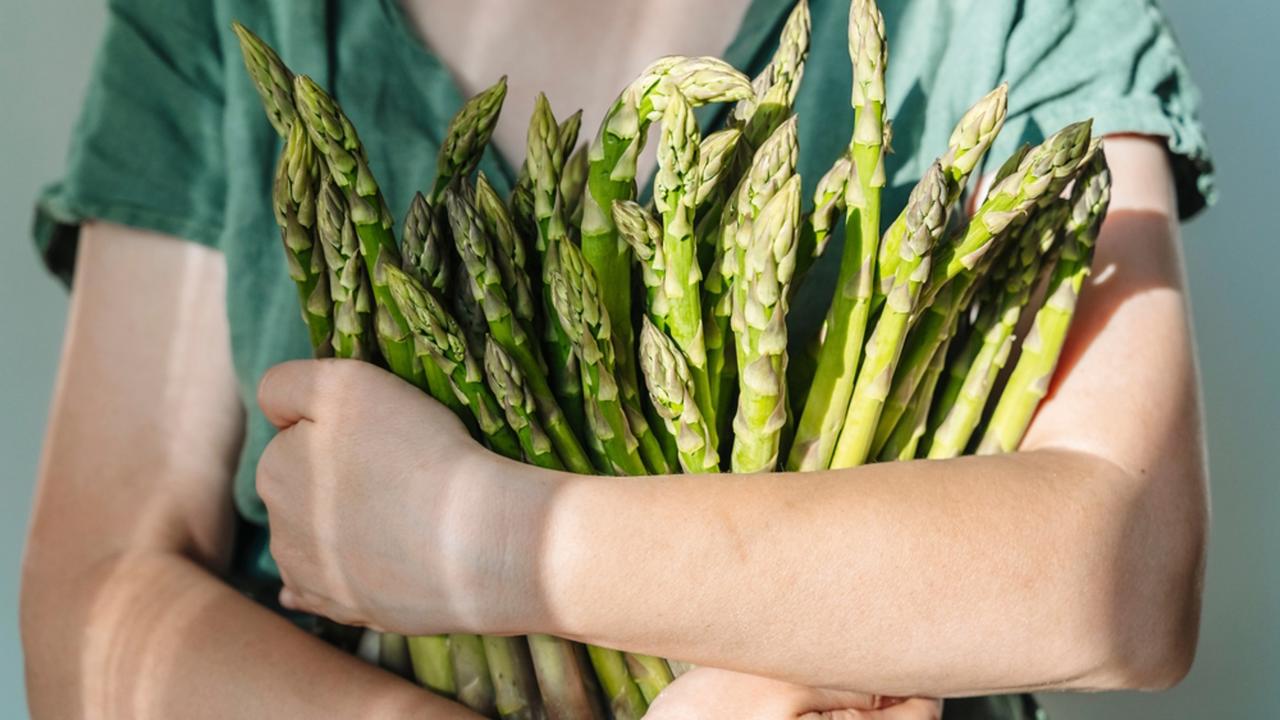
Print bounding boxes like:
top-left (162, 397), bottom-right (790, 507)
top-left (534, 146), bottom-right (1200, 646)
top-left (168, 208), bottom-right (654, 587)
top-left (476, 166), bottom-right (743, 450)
top-left (481, 636), bottom-right (545, 720)
top-left (829, 162), bottom-right (948, 468)
top-left (406, 636), bottom-right (457, 699)
top-left (737, 0), bottom-right (811, 148)
top-left (450, 634), bottom-right (498, 717)
top-left (546, 237), bottom-right (648, 477)
top-left (274, 119), bottom-right (334, 357)
top-left (432, 77), bottom-right (509, 203)
top-left (977, 150), bottom-right (1111, 454)
top-left (868, 123), bottom-right (1097, 456)
top-left (231, 22), bottom-right (296, 137)
top-left (388, 266), bottom-right (520, 453)
top-left (614, 200), bottom-right (668, 323)
top-left (692, 128), bottom-right (745, 274)
top-left (787, 0), bottom-right (887, 472)
top-left (925, 202), bottom-right (1067, 459)
top-left (877, 85), bottom-right (1008, 299)
top-left (639, 317), bottom-right (720, 473)
top-left (730, 174), bottom-right (803, 473)
top-left (316, 179), bottom-right (375, 361)
top-left (402, 191), bottom-right (451, 295)
top-left (654, 89), bottom-right (717, 449)
top-left (477, 172), bottom-right (538, 332)
top-left (444, 187), bottom-right (595, 475)
top-left (878, 337), bottom-right (952, 461)
top-left (294, 75), bottom-right (432, 392)
top-left (526, 96), bottom-right (589, 442)
top-left (580, 57), bottom-right (752, 413)
top-left (793, 153), bottom-right (852, 290)
top-left (482, 340), bottom-right (613, 720)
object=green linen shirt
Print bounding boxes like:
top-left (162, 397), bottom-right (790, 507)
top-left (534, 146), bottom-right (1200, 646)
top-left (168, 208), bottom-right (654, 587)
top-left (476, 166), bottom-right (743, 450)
top-left (34, 1), bottom-right (1213, 716)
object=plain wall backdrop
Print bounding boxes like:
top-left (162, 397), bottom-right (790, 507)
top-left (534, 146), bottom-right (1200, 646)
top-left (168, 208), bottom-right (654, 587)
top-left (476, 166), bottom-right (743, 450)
top-left (2, 1), bottom-right (1275, 716)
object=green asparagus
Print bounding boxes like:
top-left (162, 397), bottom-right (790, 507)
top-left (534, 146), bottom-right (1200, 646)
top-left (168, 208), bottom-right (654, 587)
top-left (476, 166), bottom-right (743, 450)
top-left (787, 0), bottom-right (887, 472)
top-left (274, 119), bottom-right (334, 357)
top-left (977, 149), bottom-right (1111, 454)
top-left (829, 162), bottom-right (948, 468)
top-left (431, 77), bottom-right (508, 203)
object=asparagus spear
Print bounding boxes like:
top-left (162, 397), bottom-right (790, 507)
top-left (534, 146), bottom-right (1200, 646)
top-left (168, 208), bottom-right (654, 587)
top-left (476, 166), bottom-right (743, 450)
top-left (829, 162), bottom-right (948, 468)
top-left (793, 153), bottom-right (852, 289)
top-left (654, 89), bottom-right (717, 448)
top-left (402, 191), bottom-right (451, 295)
top-left (730, 174), bottom-right (803, 473)
top-left (231, 22), bottom-right (296, 137)
top-left (482, 340), bottom-right (614, 720)
top-left (406, 636), bottom-right (457, 699)
top-left (692, 128), bottom-right (745, 274)
top-left (444, 187), bottom-right (596, 475)
top-left (432, 77), bottom-right (509, 203)
top-left (561, 145), bottom-right (590, 227)
top-left (388, 266), bottom-right (519, 452)
top-left (923, 120), bottom-right (1094, 305)
top-left (481, 636), bottom-right (545, 720)
top-left (274, 119), bottom-right (334, 357)
top-left (477, 172), bottom-right (538, 332)
top-left (580, 57), bottom-right (752, 413)
top-left (977, 150), bottom-right (1111, 454)
top-left (546, 237), bottom-right (648, 477)
top-left (877, 85), bottom-right (1008, 299)
top-left (525, 96), bottom-right (589, 440)
top-left (450, 634), bottom-right (498, 717)
top-left (293, 76), bottom-right (432, 390)
top-left (868, 123), bottom-right (1097, 456)
top-left (316, 179), bottom-right (375, 361)
top-left (613, 200), bottom-right (668, 330)
top-left (787, 0), bottom-right (887, 472)
top-left (925, 202), bottom-right (1067, 459)
top-left (736, 0), bottom-right (811, 148)
top-left (878, 337), bottom-right (952, 461)
top-left (639, 317), bottom-right (720, 473)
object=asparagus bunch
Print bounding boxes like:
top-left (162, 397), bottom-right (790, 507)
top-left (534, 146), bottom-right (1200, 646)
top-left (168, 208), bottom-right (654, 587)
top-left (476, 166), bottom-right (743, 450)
top-left (238, 2), bottom-right (1113, 716)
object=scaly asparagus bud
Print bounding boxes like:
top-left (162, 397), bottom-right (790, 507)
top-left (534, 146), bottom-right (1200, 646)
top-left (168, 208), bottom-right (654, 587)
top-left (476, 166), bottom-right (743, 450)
top-left (731, 174), bottom-right (802, 474)
top-left (693, 128), bottom-right (744, 212)
top-left (475, 173), bottom-right (536, 327)
top-left (639, 317), bottom-right (719, 474)
top-left (231, 22), bottom-right (296, 137)
top-left (734, 0), bottom-right (811, 130)
top-left (402, 191), bottom-right (450, 295)
top-left (317, 179), bottom-right (374, 361)
top-left (613, 200), bottom-right (668, 320)
top-left (928, 120), bottom-right (1094, 294)
top-left (432, 77), bottom-right (508, 202)
top-left (274, 119), bottom-right (333, 356)
top-left (483, 339), bottom-right (559, 469)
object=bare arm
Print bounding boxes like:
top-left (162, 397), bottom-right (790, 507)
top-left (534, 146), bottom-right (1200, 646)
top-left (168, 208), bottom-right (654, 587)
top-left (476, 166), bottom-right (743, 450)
top-left (19, 223), bottom-right (475, 719)
top-left (530, 136), bottom-right (1207, 696)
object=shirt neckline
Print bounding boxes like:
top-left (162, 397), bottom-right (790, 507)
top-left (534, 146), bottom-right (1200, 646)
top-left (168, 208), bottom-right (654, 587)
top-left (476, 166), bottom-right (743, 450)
top-left (375, 0), bottom-right (798, 196)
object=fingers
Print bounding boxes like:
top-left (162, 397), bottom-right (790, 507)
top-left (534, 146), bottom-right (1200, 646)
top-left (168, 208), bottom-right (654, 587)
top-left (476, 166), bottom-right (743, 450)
top-left (258, 359), bottom-right (327, 428)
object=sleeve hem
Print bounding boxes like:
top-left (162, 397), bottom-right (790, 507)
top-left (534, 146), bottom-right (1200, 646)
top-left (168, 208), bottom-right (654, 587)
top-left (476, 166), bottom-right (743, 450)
top-left (33, 184), bottom-right (224, 285)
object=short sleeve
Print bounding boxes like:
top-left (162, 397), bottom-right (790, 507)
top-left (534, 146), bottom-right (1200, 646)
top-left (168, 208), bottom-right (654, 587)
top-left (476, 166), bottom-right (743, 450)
top-left (992, 0), bottom-right (1215, 219)
top-left (34, 0), bottom-right (227, 284)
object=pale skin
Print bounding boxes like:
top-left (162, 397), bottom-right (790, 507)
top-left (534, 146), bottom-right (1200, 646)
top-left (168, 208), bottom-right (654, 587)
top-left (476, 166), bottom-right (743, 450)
top-left (21, 1), bottom-right (1206, 718)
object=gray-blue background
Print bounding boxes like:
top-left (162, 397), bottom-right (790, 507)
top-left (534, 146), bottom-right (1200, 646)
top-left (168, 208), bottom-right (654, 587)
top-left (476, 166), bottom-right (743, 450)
top-left (2, 1), bottom-right (1275, 716)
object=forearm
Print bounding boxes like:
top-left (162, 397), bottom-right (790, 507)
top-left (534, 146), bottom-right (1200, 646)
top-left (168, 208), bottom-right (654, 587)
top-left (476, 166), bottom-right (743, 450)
top-left (22, 549), bottom-right (472, 720)
top-left (536, 447), bottom-right (1198, 696)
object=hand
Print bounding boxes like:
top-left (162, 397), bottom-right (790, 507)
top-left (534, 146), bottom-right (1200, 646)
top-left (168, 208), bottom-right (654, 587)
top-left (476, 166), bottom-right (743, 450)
top-left (645, 668), bottom-right (941, 720)
top-left (256, 359), bottom-right (548, 636)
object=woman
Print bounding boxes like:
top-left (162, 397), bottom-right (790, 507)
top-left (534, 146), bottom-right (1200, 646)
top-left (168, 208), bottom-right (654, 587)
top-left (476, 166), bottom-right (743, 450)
top-left (21, 0), bottom-right (1213, 717)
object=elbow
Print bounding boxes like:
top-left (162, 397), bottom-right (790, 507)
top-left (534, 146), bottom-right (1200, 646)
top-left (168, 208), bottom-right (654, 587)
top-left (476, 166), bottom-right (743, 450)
top-left (1076, 459), bottom-right (1207, 692)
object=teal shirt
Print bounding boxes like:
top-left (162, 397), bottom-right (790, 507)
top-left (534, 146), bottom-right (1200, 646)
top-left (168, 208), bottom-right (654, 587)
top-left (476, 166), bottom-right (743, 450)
top-left (34, 1), bottom-right (1212, 716)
